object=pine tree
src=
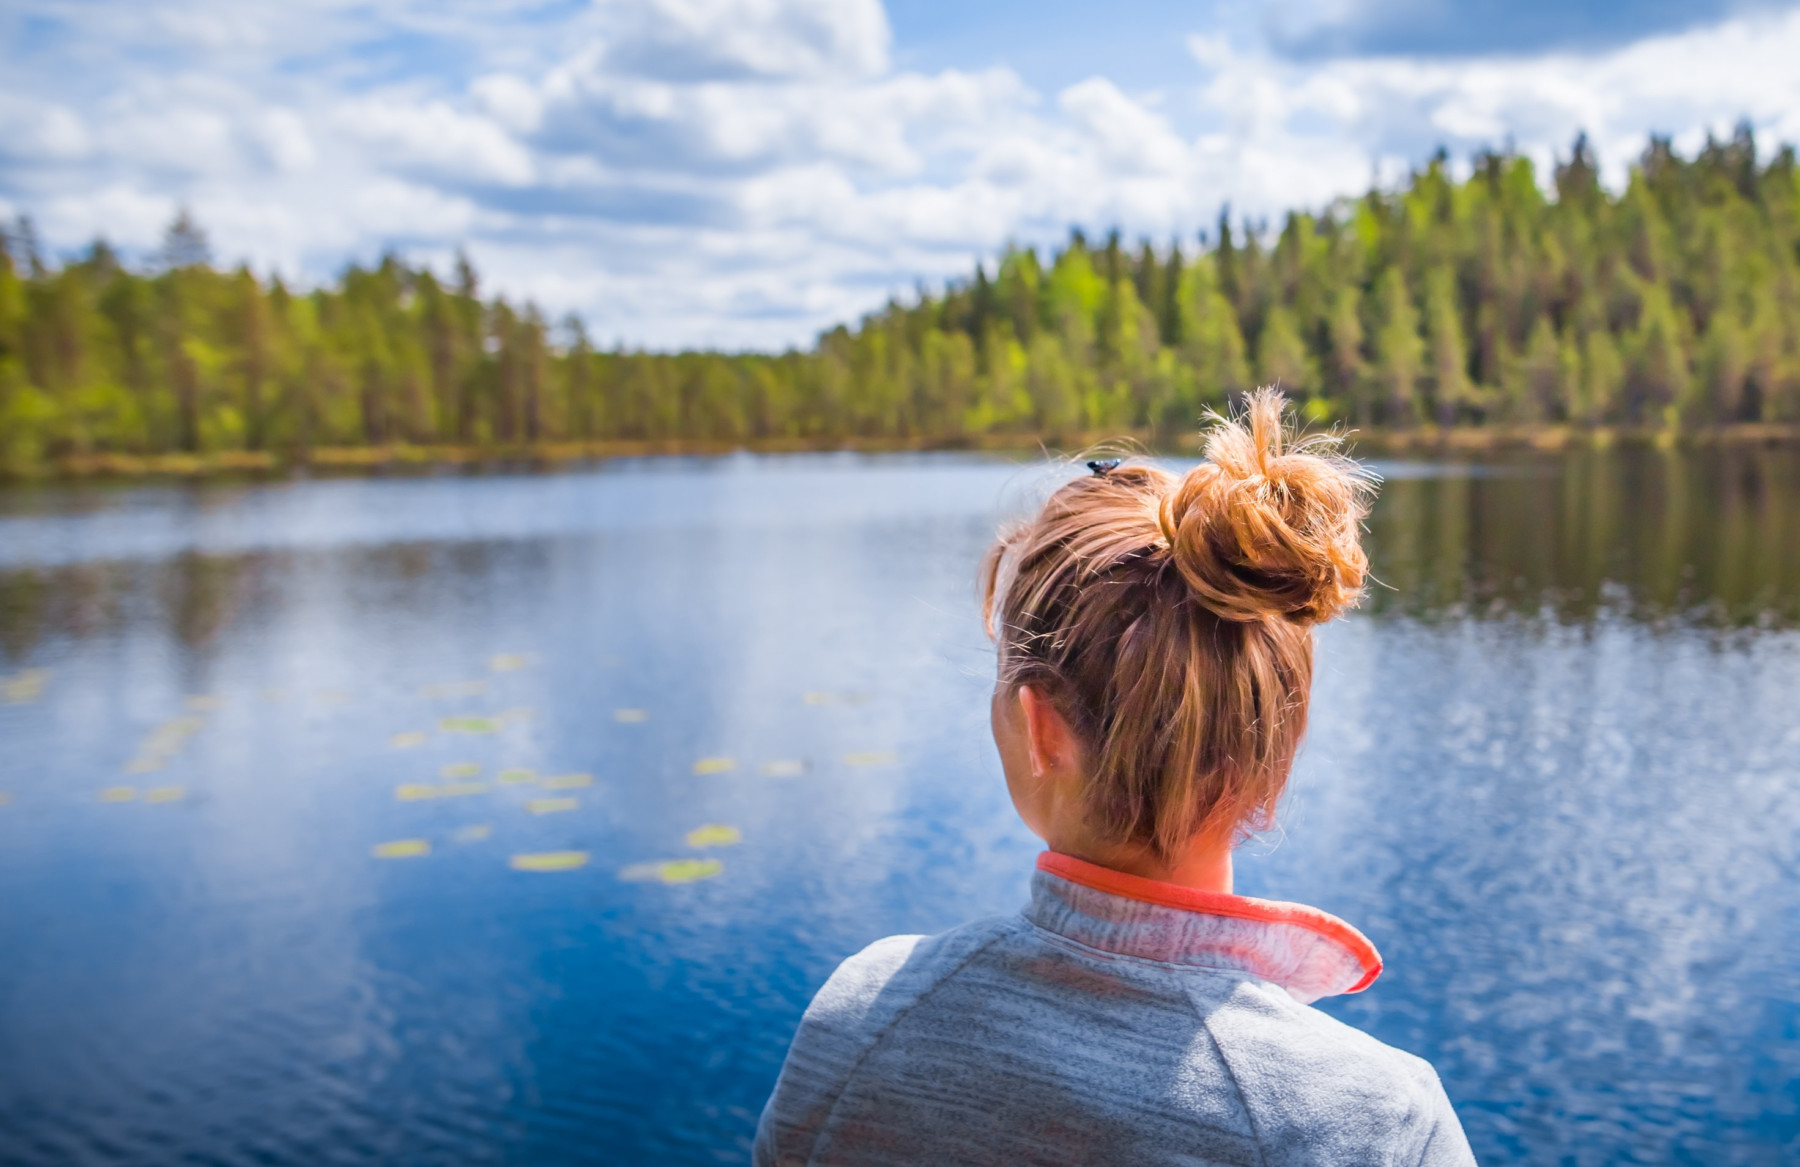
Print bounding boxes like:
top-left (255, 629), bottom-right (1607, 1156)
top-left (1370, 267), bottom-right (1425, 425)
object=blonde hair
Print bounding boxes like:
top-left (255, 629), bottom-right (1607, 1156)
top-left (980, 389), bottom-right (1373, 860)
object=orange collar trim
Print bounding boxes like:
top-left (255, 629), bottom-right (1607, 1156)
top-left (1036, 851), bottom-right (1382, 993)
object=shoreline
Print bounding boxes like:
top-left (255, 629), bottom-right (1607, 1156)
top-left (11, 422), bottom-right (1800, 483)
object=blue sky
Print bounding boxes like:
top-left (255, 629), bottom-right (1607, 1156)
top-left (4, 0), bottom-right (1799, 349)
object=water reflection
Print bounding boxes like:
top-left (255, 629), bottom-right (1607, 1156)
top-left (1366, 445), bottom-right (1800, 625)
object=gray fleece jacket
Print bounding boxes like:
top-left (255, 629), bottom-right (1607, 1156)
top-left (755, 852), bottom-right (1476, 1166)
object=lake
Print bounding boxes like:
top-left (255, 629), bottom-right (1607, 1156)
top-left (1, 445), bottom-right (1798, 1165)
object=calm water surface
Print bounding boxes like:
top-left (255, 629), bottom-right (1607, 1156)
top-left (1, 447), bottom-right (1798, 1165)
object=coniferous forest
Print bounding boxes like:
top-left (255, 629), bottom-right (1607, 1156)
top-left (4, 127), bottom-right (1800, 475)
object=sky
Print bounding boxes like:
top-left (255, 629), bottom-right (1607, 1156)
top-left (4, 0), bottom-right (1800, 351)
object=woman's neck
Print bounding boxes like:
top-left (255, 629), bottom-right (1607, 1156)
top-left (1051, 834), bottom-right (1234, 894)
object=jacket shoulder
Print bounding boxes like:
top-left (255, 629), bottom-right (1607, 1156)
top-left (753, 916), bottom-right (1023, 1166)
top-left (1194, 980), bottom-right (1475, 1167)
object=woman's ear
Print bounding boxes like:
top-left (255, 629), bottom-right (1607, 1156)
top-left (1017, 685), bottom-right (1077, 778)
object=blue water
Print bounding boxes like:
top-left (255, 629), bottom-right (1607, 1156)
top-left (0, 450), bottom-right (1797, 1164)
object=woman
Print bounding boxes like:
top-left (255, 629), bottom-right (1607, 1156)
top-left (755, 390), bottom-right (1475, 1166)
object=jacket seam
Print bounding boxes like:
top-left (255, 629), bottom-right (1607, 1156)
top-left (802, 922), bottom-right (1023, 1166)
top-left (1415, 1122), bottom-right (1442, 1166)
top-left (1194, 999), bottom-right (1270, 1167)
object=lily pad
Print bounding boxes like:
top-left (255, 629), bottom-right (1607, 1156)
top-left (146, 716), bottom-right (204, 745)
top-left (540, 773), bottom-right (592, 790)
top-left (1, 669), bottom-right (49, 704)
top-left (440, 762), bottom-right (482, 779)
top-left (621, 858), bottom-right (723, 884)
top-left (490, 654), bottom-right (530, 672)
top-left (497, 767), bottom-right (537, 784)
top-left (692, 757), bottom-right (736, 776)
top-left (99, 786), bottom-right (137, 803)
top-left (125, 757), bottom-right (166, 774)
top-left (439, 716), bottom-right (502, 734)
top-left (145, 786), bottom-right (186, 804)
top-left (452, 824), bottom-right (492, 843)
top-left (395, 783), bottom-right (440, 801)
top-left (613, 708), bottom-right (649, 723)
top-left (759, 759), bottom-right (806, 777)
top-left (526, 796), bottom-right (578, 814)
top-left (373, 839), bottom-right (431, 859)
top-left (390, 731), bottom-right (427, 748)
top-left (685, 824), bottom-right (742, 848)
top-left (440, 781), bottom-right (488, 797)
top-left (843, 751), bottom-right (899, 767)
top-left (511, 850), bottom-right (589, 872)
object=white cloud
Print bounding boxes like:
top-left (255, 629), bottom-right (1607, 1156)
top-left (336, 98), bottom-right (536, 187)
top-left (597, 0), bottom-right (891, 81)
top-left (0, 96), bottom-right (89, 161)
top-left (39, 185), bottom-right (174, 250)
top-left (255, 109), bottom-right (316, 173)
top-left (4, 0), bottom-right (1800, 348)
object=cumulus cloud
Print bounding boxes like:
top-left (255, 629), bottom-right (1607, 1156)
top-left (597, 0), bottom-right (892, 82)
top-left (3, 0), bottom-right (1799, 350)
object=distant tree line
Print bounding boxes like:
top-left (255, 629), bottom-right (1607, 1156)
top-left (3, 125), bottom-right (1799, 472)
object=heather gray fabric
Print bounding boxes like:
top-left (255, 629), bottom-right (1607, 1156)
top-left (754, 866), bottom-right (1476, 1166)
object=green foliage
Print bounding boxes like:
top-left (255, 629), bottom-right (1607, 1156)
top-left (4, 127), bottom-right (1800, 471)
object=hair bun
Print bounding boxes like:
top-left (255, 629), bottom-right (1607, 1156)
top-left (1161, 388), bottom-right (1372, 624)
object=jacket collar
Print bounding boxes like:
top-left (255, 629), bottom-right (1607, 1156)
top-left (1025, 851), bottom-right (1382, 1004)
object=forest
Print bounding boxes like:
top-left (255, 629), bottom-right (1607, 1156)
top-left (2, 125), bottom-right (1798, 474)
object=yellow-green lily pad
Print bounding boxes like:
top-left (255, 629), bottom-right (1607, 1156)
top-left (526, 796), bottom-right (578, 814)
top-left (511, 850), bottom-right (589, 872)
top-left (613, 708), bottom-right (649, 723)
top-left (692, 757), bottom-right (736, 776)
top-left (540, 773), bottom-right (592, 790)
top-left (759, 759), bottom-right (806, 777)
top-left (373, 839), bottom-right (430, 859)
top-left (145, 786), bottom-right (186, 804)
top-left (440, 762), bottom-right (482, 779)
top-left (125, 756), bottom-right (165, 774)
top-left (1, 669), bottom-right (49, 704)
top-left (490, 654), bottom-right (529, 672)
top-left (396, 783), bottom-right (440, 801)
top-left (685, 824), bottom-right (742, 848)
top-left (621, 858), bottom-right (723, 884)
top-left (440, 781), bottom-right (488, 797)
top-left (497, 767), bottom-right (537, 784)
top-left (390, 731), bottom-right (427, 748)
top-left (453, 824), bottom-right (492, 843)
top-left (439, 716), bottom-right (502, 734)
top-left (99, 786), bottom-right (137, 803)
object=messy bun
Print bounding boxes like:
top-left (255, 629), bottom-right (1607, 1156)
top-left (980, 388), bottom-right (1375, 860)
top-left (1162, 388), bottom-right (1370, 624)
